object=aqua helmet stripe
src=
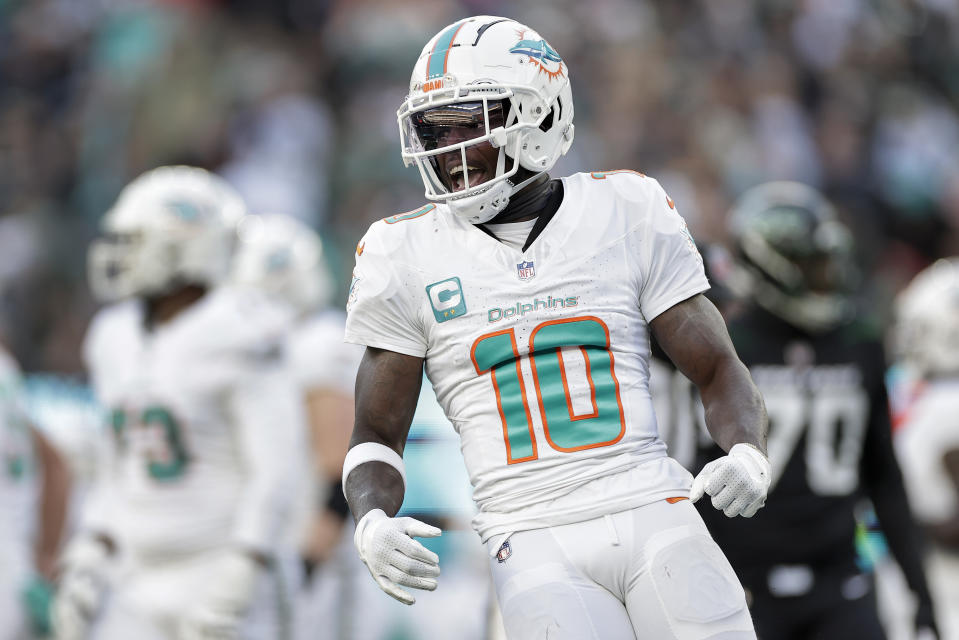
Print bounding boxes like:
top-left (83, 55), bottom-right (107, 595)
top-left (426, 21), bottom-right (466, 80)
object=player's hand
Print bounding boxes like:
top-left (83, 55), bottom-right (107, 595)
top-left (22, 574), bottom-right (55, 636)
top-left (691, 443), bottom-right (770, 517)
top-left (915, 597), bottom-right (939, 640)
top-left (916, 628), bottom-right (939, 640)
top-left (178, 551), bottom-right (261, 640)
top-left (354, 508), bottom-right (441, 605)
top-left (52, 536), bottom-right (114, 640)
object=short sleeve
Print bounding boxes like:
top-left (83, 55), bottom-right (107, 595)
top-left (0, 347), bottom-right (27, 422)
top-left (81, 306), bottom-right (114, 376)
top-left (81, 302), bottom-right (141, 399)
top-left (637, 179), bottom-right (710, 321)
top-left (344, 225), bottom-right (428, 357)
top-left (287, 311), bottom-right (364, 393)
top-left (895, 397), bottom-right (959, 524)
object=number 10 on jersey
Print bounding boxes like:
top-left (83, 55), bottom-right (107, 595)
top-left (471, 316), bottom-right (626, 464)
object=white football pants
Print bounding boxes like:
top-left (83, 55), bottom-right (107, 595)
top-left (0, 553), bottom-right (29, 640)
top-left (92, 550), bottom-right (298, 640)
top-left (486, 499), bottom-right (756, 640)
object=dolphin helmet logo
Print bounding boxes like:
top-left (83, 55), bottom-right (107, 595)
top-left (509, 31), bottom-right (565, 81)
top-left (509, 39), bottom-right (562, 64)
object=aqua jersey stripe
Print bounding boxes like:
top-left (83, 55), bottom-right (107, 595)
top-left (427, 22), bottom-right (465, 79)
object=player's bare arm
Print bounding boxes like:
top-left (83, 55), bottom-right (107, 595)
top-left (650, 293), bottom-right (767, 454)
top-left (345, 346), bottom-right (424, 521)
top-left (343, 346), bottom-right (441, 606)
top-left (31, 426), bottom-right (71, 580)
top-left (300, 386), bottom-right (356, 568)
top-left (651, 292), bottom-right (771, 518)
top-left (929, 449), bottom-right (959, 547)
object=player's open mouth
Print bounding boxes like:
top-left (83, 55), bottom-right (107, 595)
top-left (446, 161), bottom-right (490, 192)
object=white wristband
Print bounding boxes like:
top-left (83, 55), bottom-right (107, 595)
top-left (342, 442), bottom-right (406, 491)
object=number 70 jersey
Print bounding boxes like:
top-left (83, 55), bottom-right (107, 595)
top-left (346, 171), bottom-right (709, 541)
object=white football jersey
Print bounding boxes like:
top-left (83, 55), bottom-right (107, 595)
top-left (286, 310), bottom-right (364, 395)
top-left (0, 346), bottom-right (35, 555)
top-left (82, 286), bottom-right (303, 560)
top-left (895, 377), bottom-right (959, 525)
top-left (894, 376), bottom-right (959, 640)
top-left (346, 170), bottom-right (708, 541)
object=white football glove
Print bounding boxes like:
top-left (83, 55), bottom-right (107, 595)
top-left (354, 508), bottom-right (442, 605)
top-left (52, 536), bottom-right (114, 640)
top-left (916, 628), bottom-right (939, 640)
top-left (691, 443), bottom-right (771, 518)
top-left (178, 551), bottom-right (261, 640)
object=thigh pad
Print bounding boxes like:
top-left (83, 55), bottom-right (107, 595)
top-left (642, 526), bottom-right (754, 638)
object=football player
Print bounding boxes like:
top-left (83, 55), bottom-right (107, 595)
top-left (342, 16), bottom-right (770, 639)
top-left (694, 182), bottom-right (939, 639)
top-left (892, 257), bottom-right (959, 639)
top-left (53, 166), bottom-right (307, 639)
top-left (231, 213), bottom-right (362, 579)
top-left (0, 342), bottom-right (71, 639)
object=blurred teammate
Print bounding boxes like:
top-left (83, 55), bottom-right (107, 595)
top-left (892, 258), bottom-right (959, 639)
top-left (231, 214), bottom-right (500, 640)
top-left (232, 213), bottom-right (357, 574)
top-left (231, 213), bottom-right (365, 640)
top-left (694, 182), bottom-right (938, 639)
top-left (0, 343), bottom-right (71, 639)
top-left (53, 166), bottom-right (306, 639)
top-left (343, 16), bottom-right (770, 639)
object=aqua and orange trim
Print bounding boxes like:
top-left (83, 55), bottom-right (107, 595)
top-left (383, 203), bottom-right (436, 224)
top-left (426, 21), bottom-right (466, 80)
top-left (590, 169), bottom-right (647, 180)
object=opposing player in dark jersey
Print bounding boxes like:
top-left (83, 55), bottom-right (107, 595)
top-left (694, 182), bottom-right (938, 640)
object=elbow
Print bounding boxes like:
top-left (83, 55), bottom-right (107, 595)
top-left (48, 451), bottom-right (73, 494)
top-left (36, 433), bottom-right (73, 497)
top-left (926, 517), bottom-right (959, 551)
top-left (700, 355), bottom-right (756, 401)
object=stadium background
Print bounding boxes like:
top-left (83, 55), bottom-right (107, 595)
top-left (2, 0), bottom-right (958, 638)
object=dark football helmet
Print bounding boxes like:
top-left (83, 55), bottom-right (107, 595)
top-left (726, 181), bottom-right (858, 333)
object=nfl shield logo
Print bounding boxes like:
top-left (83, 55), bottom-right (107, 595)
top-left (496, 540), bottom-right (512, 563)
top-left (516, 260), bottom-right (535, 281)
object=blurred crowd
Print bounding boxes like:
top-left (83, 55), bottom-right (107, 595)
top-left (2, 0), bottom-right (959, 375)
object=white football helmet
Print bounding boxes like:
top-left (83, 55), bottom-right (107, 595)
top-left (893, 257), bottom-right (959, 377)
top-left (88, 166), bottom-right (246, 301)
top-left (397, 16), bottom-right (574, 224)
top-left (232, 213), bottom-right (333, 316)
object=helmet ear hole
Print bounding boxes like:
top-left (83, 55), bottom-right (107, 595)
top-left (538, 106), bottom-right (555, 133)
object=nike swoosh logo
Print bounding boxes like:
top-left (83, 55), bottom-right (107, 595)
top-left (356, 242), bottom-right (365, 256)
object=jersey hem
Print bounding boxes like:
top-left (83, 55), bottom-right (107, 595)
top-left (643, 281), bottom-right (710, 322)
top-left (475, 485), bottom-right (690, 542)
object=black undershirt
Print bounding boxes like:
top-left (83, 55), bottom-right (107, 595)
top-left (476, 175), bottom-right (565, 251)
